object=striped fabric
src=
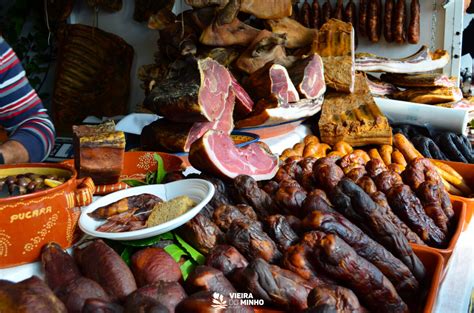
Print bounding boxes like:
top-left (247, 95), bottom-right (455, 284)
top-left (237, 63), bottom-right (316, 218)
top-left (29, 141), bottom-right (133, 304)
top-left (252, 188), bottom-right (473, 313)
top-left (0, 37), bottom-right (55, 162)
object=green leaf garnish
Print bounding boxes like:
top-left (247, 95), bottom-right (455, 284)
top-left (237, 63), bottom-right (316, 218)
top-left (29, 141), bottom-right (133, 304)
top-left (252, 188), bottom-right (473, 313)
top-left (180, 259), bottom-right (196, 281)
top-left (164, 244), bottom-right (188, 263)
top-left (120, 246), bottom-right (133, 266)
top-left (121, 179), bottom-right (146, 187)
top-left (154, 153), bottom-right (167, 184)
top-left (174, 233), bottom-right (205, 265)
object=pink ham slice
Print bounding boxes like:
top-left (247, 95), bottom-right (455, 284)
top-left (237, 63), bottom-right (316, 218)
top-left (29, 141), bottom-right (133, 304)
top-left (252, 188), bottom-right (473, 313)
top-left (245, 63), bottom-right (300, 104)
top-left (185, 91), bottom-right (235, 151)
top-left (189, 130), bottom-right (279, 181)
top-left (287, 53), bottom-right (326, 99)
top-left (230, 74), bottom-right (254, 117)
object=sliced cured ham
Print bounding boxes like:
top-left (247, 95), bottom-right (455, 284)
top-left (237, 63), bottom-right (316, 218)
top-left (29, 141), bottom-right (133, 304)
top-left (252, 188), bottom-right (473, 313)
top-left (189, 130), bottom-right (279, 181)
top-left (230, 75), bottom-right (254, 117)
top-left (287, 54), bottom-right (326, 99)
top-left (380, 73), bottom-right (456, 88)
top-left (235, 96), bottom-right (323, 128)
top-left (141, 92), bottom-right (235, 152)
top-left (355, 46), bottom-right (450, 73)
top-left (144, 57), bottom-right (231, 123)
top-left (267, 17), bottom-right (317, 49)
top-left (392, 87), bottom-right (463, 105)
top-left (200, 18), bottom-right (260, 47)
top-left (245, 63), bottom-right (300, 104)
top-left (235, 30), bottom-right (290, 74)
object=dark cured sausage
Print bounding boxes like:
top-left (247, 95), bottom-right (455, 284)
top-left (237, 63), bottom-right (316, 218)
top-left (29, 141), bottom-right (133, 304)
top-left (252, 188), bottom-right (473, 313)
top-left (384, 0), bottom-right (395, 42)
top-left (367, 0), bottom-right (381, 43)
top-left (322, 0), bottom-right (332, 25)
top-left (344, 0), bottom-right (358, 46)
top-left (393, 0), bottom-right (407, 43)
top-left (359, 0), bottom-right (368, 37)
top-left (408, 0), bottom-right (420, 44)
top-left (300, 0), bottom-right (312, 28)
top-left (311, 0), bottom-right (321, 29)
top-left (333, 0), bottom-right (344, 20)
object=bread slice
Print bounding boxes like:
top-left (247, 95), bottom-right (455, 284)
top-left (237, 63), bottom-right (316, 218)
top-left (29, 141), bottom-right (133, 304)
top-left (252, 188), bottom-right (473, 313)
top-left (146, 196), bottom-right (196, 227)
top-left (319, 73), bottom-right (392, 146)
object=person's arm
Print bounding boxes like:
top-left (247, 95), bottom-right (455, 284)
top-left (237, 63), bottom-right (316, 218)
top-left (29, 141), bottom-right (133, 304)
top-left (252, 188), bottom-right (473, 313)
top-left (0, 37), bottom-right (55, 163)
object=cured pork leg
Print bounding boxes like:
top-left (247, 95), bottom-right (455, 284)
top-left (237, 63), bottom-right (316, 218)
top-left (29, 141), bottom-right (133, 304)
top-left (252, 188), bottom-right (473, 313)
top-left (267, 17), bottom-right (317, 49)
top-left (144, 57), bottom-right (232, 123)
top-left (200, 18), bottom-right (260, 46)
top-left (245, 62), bottom-right (300, 103)
top-left (189, 130), bottom-right (279, 181)
top-left (235, 30), bottom-right (289, 74)
top-left (287, 53), bottom-right (326, 99)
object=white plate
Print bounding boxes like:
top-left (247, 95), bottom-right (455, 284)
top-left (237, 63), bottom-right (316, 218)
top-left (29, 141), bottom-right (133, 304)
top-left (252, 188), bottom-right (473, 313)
top-left (78, 179), bottom-right (215, 240)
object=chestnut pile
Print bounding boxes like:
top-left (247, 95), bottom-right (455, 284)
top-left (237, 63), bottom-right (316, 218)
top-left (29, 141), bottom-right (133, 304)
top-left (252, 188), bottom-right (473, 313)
top-left (0, 173), bottom-right (65, 197)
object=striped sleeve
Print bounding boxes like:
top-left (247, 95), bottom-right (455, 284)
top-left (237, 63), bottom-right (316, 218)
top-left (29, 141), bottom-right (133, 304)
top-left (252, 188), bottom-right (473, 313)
top-left (0, 36), bottom-right (55, 162)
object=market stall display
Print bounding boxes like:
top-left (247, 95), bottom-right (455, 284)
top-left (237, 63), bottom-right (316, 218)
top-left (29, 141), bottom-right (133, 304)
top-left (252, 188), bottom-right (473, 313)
top-left (1, 0), bottom-right (473, 311)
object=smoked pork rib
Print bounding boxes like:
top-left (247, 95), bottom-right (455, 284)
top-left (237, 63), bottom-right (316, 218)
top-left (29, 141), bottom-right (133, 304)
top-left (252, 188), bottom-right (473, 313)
top-left (189, 130), bottom-right (279, 181)
top-left (144, 57), bottom-right (231, 123)
top-left (141, 91), bottom-right (235, 152)
top-left (287, 53), bottom-right (326, 99)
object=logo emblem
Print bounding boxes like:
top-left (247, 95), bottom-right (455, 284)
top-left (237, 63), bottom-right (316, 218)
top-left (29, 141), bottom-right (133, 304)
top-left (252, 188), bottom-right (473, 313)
top-left (211, 292), bottom-right (227, 309)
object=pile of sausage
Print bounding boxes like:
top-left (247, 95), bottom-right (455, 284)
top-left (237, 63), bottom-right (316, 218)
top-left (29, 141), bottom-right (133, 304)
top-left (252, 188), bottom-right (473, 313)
top-left (296, 0), bottom-right (420, 44)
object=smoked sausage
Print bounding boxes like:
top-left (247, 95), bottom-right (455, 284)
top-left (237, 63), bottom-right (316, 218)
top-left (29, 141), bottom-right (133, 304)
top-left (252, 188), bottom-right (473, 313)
top-left (359, 0), bottom-right (368, 37)
top-left (408, 0), bottom-right (420, 44)
top-left (300, 0), bottom-right (312, 28)
top-left (344, 0), bottom-right (357, 45)
top-left (334, 0), bottom-right (344, 20)
top-left (367, 0), bottom-right (381, 42)
top-left (311, 0), bottom-right (321, 29)
top-left (322, 0), bottom-right (332, 25)
top-left (384, 0), bottom-right (395, 42)
top-left (393, 0), bottom-right (407, 43)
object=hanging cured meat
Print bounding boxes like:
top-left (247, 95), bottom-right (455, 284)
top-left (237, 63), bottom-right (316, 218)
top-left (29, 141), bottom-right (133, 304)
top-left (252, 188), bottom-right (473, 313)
top-left (189, 130), bottom-right (279, 180)
top-left (267, 17), bottom-right (317, 49)
top-left (235, 30), bottom-right (289, 74)
top-left (52, 24), bottom-right (133, 133)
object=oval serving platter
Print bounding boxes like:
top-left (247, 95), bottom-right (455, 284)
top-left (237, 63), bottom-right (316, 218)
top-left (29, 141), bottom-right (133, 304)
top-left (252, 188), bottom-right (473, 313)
top-left (79, 179), bottom-right (215, 240)
top-left (235, 118), bottom-right (306, 140)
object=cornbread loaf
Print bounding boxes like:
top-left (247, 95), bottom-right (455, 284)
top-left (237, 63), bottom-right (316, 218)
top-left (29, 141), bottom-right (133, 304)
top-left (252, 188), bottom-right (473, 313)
top-left (147, 196), bottom-right (196, 227)
top-left (311, 19), bottom-right (355, 93)
top-left (73, 120), bottom-right (125, 185)
top-left (319, 73), bottom-right (392, 146)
